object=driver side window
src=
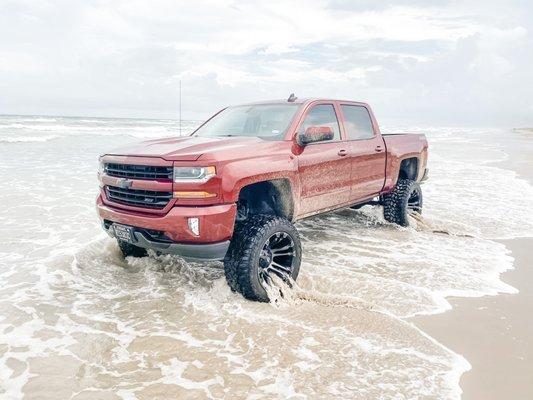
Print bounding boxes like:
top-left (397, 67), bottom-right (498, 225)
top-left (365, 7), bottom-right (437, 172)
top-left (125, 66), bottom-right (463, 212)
top-left (301, 104), bottom-right (341, 141)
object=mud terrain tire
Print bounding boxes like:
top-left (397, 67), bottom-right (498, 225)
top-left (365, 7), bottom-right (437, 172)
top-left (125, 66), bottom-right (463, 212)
top-left (383, 179), bottom-right (423, 227)
top-left (117, 239), bottom-right (148, 258)
top-left (224, 215), bottom-right (301, 302)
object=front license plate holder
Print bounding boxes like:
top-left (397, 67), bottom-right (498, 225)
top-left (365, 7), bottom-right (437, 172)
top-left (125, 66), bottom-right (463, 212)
top-left (113, 223), bottom-right (134, 243)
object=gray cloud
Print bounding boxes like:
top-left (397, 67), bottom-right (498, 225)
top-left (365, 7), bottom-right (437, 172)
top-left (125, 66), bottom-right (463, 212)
top-left (0, 0), bottom-right (532, 126)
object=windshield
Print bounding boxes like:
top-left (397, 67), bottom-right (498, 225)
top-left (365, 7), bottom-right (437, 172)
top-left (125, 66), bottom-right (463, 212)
top-left (193, 104), bottom-right (300, 140)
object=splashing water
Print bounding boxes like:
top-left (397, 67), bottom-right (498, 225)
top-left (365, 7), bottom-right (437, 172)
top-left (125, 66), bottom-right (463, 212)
top-left (1, 118), bottom-right (532, 399)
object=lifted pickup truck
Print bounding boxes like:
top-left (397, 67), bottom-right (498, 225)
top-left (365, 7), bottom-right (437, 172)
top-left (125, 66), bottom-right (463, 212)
top-left (97, 97), bottom-right (428, 301)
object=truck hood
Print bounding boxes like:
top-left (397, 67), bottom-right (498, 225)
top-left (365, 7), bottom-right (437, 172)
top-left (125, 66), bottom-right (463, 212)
top-left (105, 136), bottom-right (266, 161)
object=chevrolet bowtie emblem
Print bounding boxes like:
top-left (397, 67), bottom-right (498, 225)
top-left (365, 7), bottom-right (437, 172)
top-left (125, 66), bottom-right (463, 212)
top-left (117, 178), bottom-right (133, 189)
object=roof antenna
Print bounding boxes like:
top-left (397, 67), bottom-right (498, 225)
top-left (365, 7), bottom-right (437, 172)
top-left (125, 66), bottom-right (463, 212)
top-left (179, 79), bottom-right (182, 135)
top-left (287, 93), bottom-right (297, 102)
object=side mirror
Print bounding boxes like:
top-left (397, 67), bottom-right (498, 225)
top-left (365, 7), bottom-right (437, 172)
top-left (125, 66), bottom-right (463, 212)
top-left (297, 126), bottom-right (334, 146)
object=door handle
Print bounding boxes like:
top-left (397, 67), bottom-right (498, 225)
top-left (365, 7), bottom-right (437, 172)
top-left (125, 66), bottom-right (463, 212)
top-left (375, 145), bottom-right (383, 152)
top-left (338, 149), bottom-right (348, 157)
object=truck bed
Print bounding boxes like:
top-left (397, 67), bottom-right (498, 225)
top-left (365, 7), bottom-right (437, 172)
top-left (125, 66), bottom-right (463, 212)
top-left (382, 133), bottom-right (427, 155)
top-left (382, 132), bottom-right (428, 186)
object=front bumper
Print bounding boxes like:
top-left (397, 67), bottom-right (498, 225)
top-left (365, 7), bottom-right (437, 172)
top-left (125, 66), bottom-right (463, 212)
top-left (96, 195), bottom-right (236, 261)
top-left (103, 223), bottom-right (230, 261)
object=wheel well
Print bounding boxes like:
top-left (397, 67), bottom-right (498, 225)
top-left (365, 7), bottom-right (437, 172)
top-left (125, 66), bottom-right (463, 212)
top-left (236, 179), bottom-right (294, 221)
top-left (398, 157), bottom-right (419, 181)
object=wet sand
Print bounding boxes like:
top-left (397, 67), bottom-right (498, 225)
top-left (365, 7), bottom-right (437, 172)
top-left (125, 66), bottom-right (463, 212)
top-left (413, 238), bottom-right (533, 399)
top-left (413, 128), bottom-right (533, 399)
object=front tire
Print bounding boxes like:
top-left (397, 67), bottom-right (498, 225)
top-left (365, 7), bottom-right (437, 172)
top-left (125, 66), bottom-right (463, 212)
top-left (117, 239), bottom-right (147, 258)
top-left (383, 179), bottom-right (423, 226)
top-left (224, 215), bottom-right (301, 302)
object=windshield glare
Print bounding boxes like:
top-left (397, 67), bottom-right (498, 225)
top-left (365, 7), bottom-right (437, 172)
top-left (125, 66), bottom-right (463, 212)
top-left (194, 104), bottom-right (300, 140)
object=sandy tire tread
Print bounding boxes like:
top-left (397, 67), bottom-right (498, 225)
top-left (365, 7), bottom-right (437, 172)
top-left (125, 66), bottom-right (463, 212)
top-left (224, 214), bottom-right (301, 302)
top-left (383, 178), bottom-right (422, 227)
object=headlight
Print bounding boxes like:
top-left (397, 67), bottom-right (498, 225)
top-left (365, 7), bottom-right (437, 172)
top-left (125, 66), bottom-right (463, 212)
top-left (173, 166), bottom-right (216, 183)
top-left (98, 160), bottom-right (106, 176)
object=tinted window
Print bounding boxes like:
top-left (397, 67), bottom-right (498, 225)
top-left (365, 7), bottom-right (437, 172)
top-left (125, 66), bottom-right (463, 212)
top-left (301, 104), bottom-right (341, 141)
top-left (341, 105), bottom-right (374, 140)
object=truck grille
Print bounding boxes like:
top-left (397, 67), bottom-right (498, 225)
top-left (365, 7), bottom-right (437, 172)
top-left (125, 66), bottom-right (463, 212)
top-left (105, 186), bottom-right (172, 209)
top-left (105, 163), bottom-right (173, 180)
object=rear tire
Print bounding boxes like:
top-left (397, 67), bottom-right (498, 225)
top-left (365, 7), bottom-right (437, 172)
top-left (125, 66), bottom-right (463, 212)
top-left (224, 215), bottom-right (301, 302)
top-left (117, 239), bottom-right (147, 258)
top-left (383, 179), bottom-right (423, 227)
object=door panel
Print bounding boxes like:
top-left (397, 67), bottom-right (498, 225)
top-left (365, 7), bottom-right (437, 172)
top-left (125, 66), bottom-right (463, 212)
top-left (339, 104), bottom-right (386, 201)
top-left (296, 103), bottom-right (351, 215)
top-left (298, 142), bottom-right (352, 215)
top-left (348, 137), bottom-right (386, 200)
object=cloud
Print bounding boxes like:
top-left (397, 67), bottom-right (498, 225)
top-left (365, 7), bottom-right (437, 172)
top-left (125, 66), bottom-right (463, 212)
top-left (0, 0), bottom-right (532, 126)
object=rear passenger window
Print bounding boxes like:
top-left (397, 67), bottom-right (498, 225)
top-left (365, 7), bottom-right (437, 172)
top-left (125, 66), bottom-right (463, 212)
top-left (301, 104), bottom-right (341, 141)
top-left (341, 105), bottom-right (374, 140)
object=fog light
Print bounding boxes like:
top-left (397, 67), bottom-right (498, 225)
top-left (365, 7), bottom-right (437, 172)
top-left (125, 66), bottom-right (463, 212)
top-left (188, 217), bottom-right (199, 236)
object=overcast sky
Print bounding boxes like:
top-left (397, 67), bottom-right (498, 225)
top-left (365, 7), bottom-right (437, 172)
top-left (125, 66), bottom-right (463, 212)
top-left (1, 0), bottom-right (532, 126)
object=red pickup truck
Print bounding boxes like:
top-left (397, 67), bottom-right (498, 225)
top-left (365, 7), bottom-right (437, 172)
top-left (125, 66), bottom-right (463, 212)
top-left (97, 97), bottom-right (428, 301)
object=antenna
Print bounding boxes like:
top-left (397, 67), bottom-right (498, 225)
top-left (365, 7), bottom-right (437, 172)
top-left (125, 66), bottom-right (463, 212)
top-left (287, 93), bottom-right (297, 102)
top-left (179, 80), bottom-right (182, 135)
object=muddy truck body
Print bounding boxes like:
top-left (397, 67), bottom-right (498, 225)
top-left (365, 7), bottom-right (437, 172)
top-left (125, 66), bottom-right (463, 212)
top-left (97, 98), bottom-right (428, 301)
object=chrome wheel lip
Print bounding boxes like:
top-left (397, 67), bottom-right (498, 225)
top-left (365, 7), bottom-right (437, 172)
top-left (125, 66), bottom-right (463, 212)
top-left (258, 231), bottom-right (296, 285)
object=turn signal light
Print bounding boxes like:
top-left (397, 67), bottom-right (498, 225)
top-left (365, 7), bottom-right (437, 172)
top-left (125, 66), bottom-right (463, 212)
top-left (173, 191), bottom-right (217, 199)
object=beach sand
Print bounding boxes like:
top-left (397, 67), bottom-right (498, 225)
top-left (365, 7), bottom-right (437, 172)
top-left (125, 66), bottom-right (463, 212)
top-left (413, 128), bottom-right (533, 399)
top-left (413, 238), bottom-right (533, 399)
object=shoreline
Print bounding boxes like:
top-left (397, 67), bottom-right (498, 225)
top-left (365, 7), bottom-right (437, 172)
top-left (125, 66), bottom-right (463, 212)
top-left (412, 128), bottom-right (533, 399)
top-left (412, 238), bottom-right (533, 399)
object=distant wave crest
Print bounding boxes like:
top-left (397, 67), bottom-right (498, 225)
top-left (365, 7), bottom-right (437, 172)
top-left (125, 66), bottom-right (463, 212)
top-left (0, 134), bottom-right (60, 143)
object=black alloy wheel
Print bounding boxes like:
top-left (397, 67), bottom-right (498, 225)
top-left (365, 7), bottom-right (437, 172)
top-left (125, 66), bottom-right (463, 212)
top-left (407, 185), bottom-right (423, 215)
top-left (224, 215), bottom-right (302, 302)
top-left (258, 231), bottom-right (296, 287)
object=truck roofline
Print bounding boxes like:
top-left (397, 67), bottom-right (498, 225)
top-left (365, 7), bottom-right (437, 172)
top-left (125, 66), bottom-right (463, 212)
top-left (233, 98), bottom-right (371, 107)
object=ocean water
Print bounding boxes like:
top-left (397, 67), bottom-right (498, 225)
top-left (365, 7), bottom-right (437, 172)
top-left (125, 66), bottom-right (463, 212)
top-left (1, 115), bottom-right (532, 399)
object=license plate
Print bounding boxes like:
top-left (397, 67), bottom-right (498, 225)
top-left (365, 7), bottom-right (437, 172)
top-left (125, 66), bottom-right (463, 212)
top-left (113, 223), bottom-right (133, 242)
